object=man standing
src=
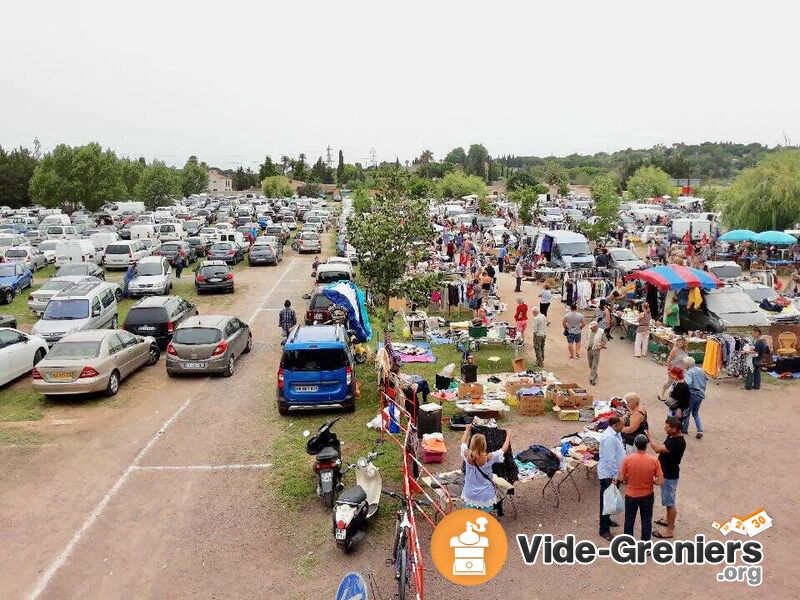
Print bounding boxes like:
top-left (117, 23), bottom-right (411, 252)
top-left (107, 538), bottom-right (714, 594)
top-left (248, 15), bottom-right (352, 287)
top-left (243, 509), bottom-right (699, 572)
top-left (514, 258), bottom-right (524, 293)
top-left (278, 299), bottom-right (297, 340)
top-left (122, 261), bottom-right (137, 299)
top-left (620, 434), bottom-right (664, 541)
top-left (586, 321), bottom-right (606, 386)
top-left (498, 244), bottom-right (507, 274)
top-left (745, 327), bottom-right (768, 390)
top-left (538, 283), bottom-right (552, 316)
top-left (647, 417), bottom-right (686, 539)
top-left (174, 249), bottom-right (185, 279)
top-left (598, 416), bottom-right (625, 541)
top-left (682, 357), bottom-right (707, 438)
top-left (531, 307), bottom-right (547, 368)
top-left (562, 303), bottom-right (585, 359)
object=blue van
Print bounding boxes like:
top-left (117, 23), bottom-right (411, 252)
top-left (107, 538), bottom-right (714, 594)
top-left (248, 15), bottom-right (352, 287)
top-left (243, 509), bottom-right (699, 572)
top-left (277, 325), bottom-right (356, 415)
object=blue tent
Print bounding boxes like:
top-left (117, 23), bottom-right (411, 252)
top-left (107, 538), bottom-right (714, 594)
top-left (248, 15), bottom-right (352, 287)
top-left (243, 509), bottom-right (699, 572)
top-left (754, 230), bottom-right (797, 245)
top-left (719, 229), bottom-right (757, 242)
top-left (322, 281), bottom-right (372, 342)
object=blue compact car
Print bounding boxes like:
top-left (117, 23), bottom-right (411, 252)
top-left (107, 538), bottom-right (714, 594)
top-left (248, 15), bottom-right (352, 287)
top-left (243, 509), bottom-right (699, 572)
top-left (0, 263), bottom-right (33, 297)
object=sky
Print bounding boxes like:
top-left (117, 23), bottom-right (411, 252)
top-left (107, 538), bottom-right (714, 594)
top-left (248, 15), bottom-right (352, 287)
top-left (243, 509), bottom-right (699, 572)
top-left (2, 0), bottom-right (799, 170)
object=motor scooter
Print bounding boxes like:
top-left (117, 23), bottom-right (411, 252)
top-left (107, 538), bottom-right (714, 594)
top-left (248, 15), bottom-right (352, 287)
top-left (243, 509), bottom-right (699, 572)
top-left (304, 418), bottom-right (342, 508)
top-left (333, 448), bottom-right (383, 553)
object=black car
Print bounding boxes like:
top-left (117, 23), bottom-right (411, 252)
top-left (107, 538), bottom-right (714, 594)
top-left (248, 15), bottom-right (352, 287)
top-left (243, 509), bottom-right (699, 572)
top-left (208, 242), bottom-right (245, 265)
top-left (155, 241), bottom-right (197, 265)
top-left (186, 236), bottom-right (212, 258)
top-left (119, 224), bottom-right (132, 240)
top-left (304, 286), bottom-right (340, 325)
top-left (195, 260), bottom-right (234, 294)
top-left (264, 225), bottom-right (288, 245)
top-left (248, 242), bottom-right (281, 266)
top-left (123, 295), bottom-right (198, 348)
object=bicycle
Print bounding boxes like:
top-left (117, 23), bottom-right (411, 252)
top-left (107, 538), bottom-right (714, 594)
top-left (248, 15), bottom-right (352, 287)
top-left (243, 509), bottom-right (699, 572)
top-left (382, 490), bottom-right (428, 600)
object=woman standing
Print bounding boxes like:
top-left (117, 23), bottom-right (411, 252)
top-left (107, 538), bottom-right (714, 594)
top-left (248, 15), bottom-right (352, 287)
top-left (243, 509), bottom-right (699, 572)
top-left (514, 297), bottom-right (529, 339)
top-left (460, 424), bottom-right (511, 511)
top-left (634, 302), bottom-right (652, 357)
top-left (665, 367), bottom-right (691, 421)
top-left (538, 283), bottom-right (552, 317)
top-left (659, 337), bottom-right (688, 400)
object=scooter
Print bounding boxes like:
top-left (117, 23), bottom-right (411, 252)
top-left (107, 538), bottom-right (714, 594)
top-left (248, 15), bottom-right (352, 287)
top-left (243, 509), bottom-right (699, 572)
top-left (333, 448), bottom-right (383, 553)
top-left (304, 418), bottom-right (342, 509)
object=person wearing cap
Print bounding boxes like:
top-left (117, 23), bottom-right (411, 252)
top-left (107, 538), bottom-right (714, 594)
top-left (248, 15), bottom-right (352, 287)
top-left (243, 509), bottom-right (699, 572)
top-left (619, 434), bottom-right (664, 541)
top-left (586, 321), bottom-right (607, 386)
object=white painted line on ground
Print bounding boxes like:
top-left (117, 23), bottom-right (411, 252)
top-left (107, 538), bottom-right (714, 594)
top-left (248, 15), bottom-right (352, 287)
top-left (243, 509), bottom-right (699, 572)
top-left (29, 258), bottom-right (300, 600)
top-left (132, 463), bottom-right (272, 472)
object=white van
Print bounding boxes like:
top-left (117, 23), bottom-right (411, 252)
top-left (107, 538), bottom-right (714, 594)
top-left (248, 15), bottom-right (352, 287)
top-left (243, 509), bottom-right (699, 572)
top-left (218, 231), bottom-right (248, 250)
top-left (89, 231), bottom-right (120, 253)
top-left (671, 218), bottom-right (711, 241)
top-left (157, 222), bottom-right (185, 242)
top-left (45, 225), bottom-right (79, 240)
top-left (42, 214), bottom-right (71, 227)
top-left (130, 224), bottom-right (157, 240)
top-left (107, 201), bottom-right (145, 218)
top-left (103, 240), bottom-right (151, 269)
top-left (55, 240), bottom-right (99, 266)
top-left (154, 210), bottom-right (172, 223)
top-left (442, 203), bottom-right (465, 218)
top-left (534, 230), bottom-right (594, 269)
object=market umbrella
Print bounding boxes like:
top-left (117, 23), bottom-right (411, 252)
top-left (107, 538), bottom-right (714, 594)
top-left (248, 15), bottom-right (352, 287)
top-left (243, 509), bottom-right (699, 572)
top-left (625, 265), bottom-right (723, 291)
top-left (718, 229), bottom-right (757, 242)
top-left (753, 230), bottom-right (797, 245)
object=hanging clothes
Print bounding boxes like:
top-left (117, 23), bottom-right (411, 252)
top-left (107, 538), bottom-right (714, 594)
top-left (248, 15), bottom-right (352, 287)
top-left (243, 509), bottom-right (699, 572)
top-left (687, 288), bottom-right (703, 310)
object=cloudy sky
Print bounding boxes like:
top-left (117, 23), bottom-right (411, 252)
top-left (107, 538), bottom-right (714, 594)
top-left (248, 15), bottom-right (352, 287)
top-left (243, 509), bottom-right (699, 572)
top-left (2, 0), bottom-right (798, 169)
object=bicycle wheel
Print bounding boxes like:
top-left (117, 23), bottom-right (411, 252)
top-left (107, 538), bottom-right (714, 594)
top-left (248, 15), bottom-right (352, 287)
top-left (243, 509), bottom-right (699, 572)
top-left (397, 542), bottom-right (408, 600)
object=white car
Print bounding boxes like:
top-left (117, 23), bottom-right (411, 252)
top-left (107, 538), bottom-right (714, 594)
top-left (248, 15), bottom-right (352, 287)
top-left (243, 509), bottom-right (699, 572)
top-left (490, 227), bottom-right (518, 248)
top-left (4, 246), bottom-right (47, 271)
top-left (103, 240), bottom-right (151, 269)
top-left (128, 256), bottom-right (173, 297)
top-left (0, 328), bottom-right (48, 386)
top-left (640, 225), bottom-right (670, 244)
top-left (199, 227), bottom-right (219, 241)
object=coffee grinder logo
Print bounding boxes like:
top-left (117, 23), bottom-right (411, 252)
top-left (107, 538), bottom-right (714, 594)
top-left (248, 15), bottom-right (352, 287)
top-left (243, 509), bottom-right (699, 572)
top-left (431, 509), bottom-right (508, 586)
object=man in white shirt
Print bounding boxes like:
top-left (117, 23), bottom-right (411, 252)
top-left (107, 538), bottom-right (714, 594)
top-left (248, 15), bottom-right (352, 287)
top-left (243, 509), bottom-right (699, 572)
top-left (586, 321), bottom-right (607, 386)
top-left (598, 416), bottom-right (625, 540)
top-left (531, 307), bottom-right (547, 367)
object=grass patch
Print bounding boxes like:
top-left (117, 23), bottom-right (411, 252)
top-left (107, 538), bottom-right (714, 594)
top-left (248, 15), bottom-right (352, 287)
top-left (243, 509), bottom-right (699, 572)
top-left (0, 387), bottom-right (45, 422)
top-left (295, 553), bottom-right (317, 579)
top-left (0, 427), bottom-right (48, 445)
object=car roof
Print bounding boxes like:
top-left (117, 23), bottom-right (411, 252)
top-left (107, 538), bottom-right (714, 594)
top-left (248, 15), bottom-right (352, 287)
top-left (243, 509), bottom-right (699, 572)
top-left (178, 315), bottom-right (231, 329)
top-left (316, 263), bottom-right (350, 273)
top-left (53, 280), bottom-right (111, 298)
top-left (284, 325), bottom-right (346, 349)
top-left (132, 295), bottom-right (181, 308)
top-left (137, 255), bottom-right (165, 264)
top-left (58, 329), bottom-right (117, 342)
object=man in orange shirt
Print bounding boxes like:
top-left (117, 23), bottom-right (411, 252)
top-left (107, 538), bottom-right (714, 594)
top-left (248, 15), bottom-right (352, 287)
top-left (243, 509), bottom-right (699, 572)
top-left (619, 434), bottom-right (664, 541)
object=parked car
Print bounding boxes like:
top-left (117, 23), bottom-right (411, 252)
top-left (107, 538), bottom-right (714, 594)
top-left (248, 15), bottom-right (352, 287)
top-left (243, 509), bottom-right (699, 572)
top-left (605, 247), bottom-right (647, 273)
top-left (166, 315), bottom-right (252, 377)
top-left (27, 277), bottom-right (85, 315)
top-left (640, 225), bottom-right (670, 244)
top-left (0, 283), bottom-right (16, 305)
top-left (36, 240), bottom-right (59, 264)
top-left (277, 325), bottom-right (355, 415)
top-left (31, 280), bottom-right (119, 346)
top-left (248, 242), bottom-right (281, 265)
top-left (678, 287), bottom-right (771, 333)
top-left (296, 231), bottom-right (322, 254)
top-left (0, 314), bottom-right (17, 327)
top-left (208, 241), bottom-right (245, 264)
top-left (128, 256), bottom-right (173, 297)
top-left (32, 329), bottom-right (159, 397)
top-left (103, 240), bottom-right (151, 270)
top-left (194, 260), bottom-right (234, 294)
top-left (154, 241), bottom-right (196, 265)
top-left (4, 246), bottom-right (47, 271)
top-left (123, 295), bottom-right (198, 348)
top-left (264, 224), bottom-right (289, 245)
top-left (186, 236), bottom-right (213, 258)
top-left (315, 263), bottom-right (353, 286)
top-left (0, 263), bottom-right (33, 295)
top-left (304, 286), bottom-right (338, 325)
top-left (54, 262), bottom-right (105, 280)
top-left (0, 328), bottom-right (48, 386)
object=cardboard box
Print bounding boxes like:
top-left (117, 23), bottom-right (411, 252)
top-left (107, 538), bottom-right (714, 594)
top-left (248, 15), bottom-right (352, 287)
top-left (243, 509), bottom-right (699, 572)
top-left (457, 382), bottom-right (484, 400)
top-left (505, 378), bottom-right (534, 398)
top-left (518, 394), bottom-right (545, 416)
top-left (512, 357), bottom-right (526, 373)
top-left (553, 406), bottom-right (580, 421)
top-left (547, 383), bottom-right (583, 408)
top-left (567, 388), bottom-right (594, 409)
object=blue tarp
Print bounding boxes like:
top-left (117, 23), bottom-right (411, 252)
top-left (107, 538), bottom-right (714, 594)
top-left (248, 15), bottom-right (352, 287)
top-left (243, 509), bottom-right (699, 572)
top-left (322, 281), bottom-right (372, 342)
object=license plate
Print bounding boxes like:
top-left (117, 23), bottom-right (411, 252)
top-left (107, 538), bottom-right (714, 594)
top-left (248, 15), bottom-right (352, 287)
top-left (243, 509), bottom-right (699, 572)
top-left (184, 362), bottom-right (206, 369)
top-left (209, 278), bottom-right (222, 283)
top-left (335, 529), bottom-right (347, 540)
top-left (321, 471), bottom-right (333, 482)
top-left (50, 371), bottom-right (74, 381)
top-left (296, 385), bottom-right (318, 392)
top-left (138, 326), bottom-right (156, 331)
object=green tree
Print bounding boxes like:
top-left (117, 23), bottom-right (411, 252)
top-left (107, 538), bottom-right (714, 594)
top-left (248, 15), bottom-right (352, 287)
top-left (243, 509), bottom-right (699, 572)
top-left (258, 156), bottom-right (279, 180)
top-left (181, 155), bottom-right (209, 196)
top-left (437, 171), bottom-right (487, 200)
top-left (29, 142), bottom-right (125, 212)
top-left (338, 163), bottom-right (362, 186)
top-left (0, 145), bottom-right (38, 208)
top-left (443, 147), bottom-right (467, 167)
top-left (346, 195), bottom-right (440, 334)
top-left (694, 184), bottom-right (725, 213)
top-left (722, 149), bottom-right (800, 231)
top-left (511, 187), bottom-right (542, 225)
top-left (297, 183), bottom-right (323, 197)
top-left (232, 167), bottom-right (259, 191)
top-left (418, 149), bottom-right (434, 165)
top-left (291, 154), bottom-right (308, 181)
top-left (261, 175), bottom-right (293, 198)
top-left (466, 143), bottom-right (490, 179)
top-left (543, 161), bottom-right (570, 195)
top-left (119, 158), bottom-right (146, 198)
top-left (585, 173), bottom-right (621, 240)
top-left (134, 161), bottom-right (181, 210)
top-left (407, 175), bottom-right (434, 199)
top-left (626, 165), bottom-right (673, 199)
top-left (336, 150), bottom-right (345, 184)
top-left (351, 186), bottom-right (372, 215)
top-left (506, 171), bottom-right (546, 193)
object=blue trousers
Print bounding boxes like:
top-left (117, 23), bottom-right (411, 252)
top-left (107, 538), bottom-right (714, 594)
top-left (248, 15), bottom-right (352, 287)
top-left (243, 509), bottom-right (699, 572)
top-left (682, 394), bottom-right (704, 433)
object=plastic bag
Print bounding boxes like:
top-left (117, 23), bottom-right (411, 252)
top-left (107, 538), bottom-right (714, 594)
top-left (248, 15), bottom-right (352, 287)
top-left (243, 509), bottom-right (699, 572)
top-left (602, 484), bottom-right (624, 516)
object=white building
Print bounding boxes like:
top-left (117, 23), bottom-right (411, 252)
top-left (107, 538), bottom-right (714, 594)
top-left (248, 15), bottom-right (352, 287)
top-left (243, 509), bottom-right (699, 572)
top-left (207, 169), bottom-right (232, 193)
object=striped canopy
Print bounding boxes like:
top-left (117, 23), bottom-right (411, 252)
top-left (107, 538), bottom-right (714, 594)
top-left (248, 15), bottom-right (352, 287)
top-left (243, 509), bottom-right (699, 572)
top-left (625, 265), bottom-right (723, 291)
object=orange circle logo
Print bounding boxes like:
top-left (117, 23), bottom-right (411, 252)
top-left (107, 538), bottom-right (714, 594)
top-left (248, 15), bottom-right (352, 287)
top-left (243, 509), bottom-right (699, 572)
top-left (430, 508), bottom-right (508, 585)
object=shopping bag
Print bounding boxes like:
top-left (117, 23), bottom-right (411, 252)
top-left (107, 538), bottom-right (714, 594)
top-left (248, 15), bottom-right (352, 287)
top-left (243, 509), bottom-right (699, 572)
top-left (602, 484), bottom-right (624, 516)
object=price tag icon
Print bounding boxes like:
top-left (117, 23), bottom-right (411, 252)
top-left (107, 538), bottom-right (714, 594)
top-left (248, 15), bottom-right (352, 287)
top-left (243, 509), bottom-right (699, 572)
top-left (742, 508), bottom-right (773, 537)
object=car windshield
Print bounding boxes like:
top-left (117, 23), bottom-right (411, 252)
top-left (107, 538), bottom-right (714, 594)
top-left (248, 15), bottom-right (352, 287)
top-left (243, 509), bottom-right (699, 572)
top-left (200, 229), bottom-right (216, 235)
top-left (39, 241), bottom-right (57, 251)
top-left (56, 265), bottom-right (89, 276)
top-left (47, 227), bottom-right (63, 234)
top-left (160, 244), bottom-right (179, 252)
top-left (105, 244), bottom-right (131, 254)
top-left (5, 249), bottom-right (27, 258)
top-left (125, 307), bottom-right (168, 325)
top-left (283, 349), bottom-right (348, 371)
top-left (611, 249), bottom-right (639, 261)
top-left (252, 245), bottom-right (272, 253)
top-left (172, 327), bottom-right (222, 345)
top-left (211, 243), bottom-right (232, 251)
top-left (47, 341), bottom-right (102, 359)
top-left (186, 238), bottom-right (202, 245)
top-left (136, 262), bottom-right (163, 276)
top-left (40, 280), bottom-right (74, 292)
top-left (301, 233), bottom-right (318, 240)
top-left (559, 242), bottom-right (591, 256)
top-left (200, 265), bottom-right (229, 277)
top-left (0, 265), bottom-right (18, 276)
top-left (0, 238), bottom-right (17, 247)
top-left (745, 287), bottom-right (778, 303)
top-left (43, 299), bottom-right (90, 320)
top-left (317, 271), bottom-right (349, 284)
top-left (310, 294), bottom-right (332, 309)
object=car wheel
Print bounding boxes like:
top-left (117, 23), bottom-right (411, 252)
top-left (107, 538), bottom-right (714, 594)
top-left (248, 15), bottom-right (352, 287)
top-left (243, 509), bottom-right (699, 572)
top-left (105, 370), bottom-right (121, 397)
top-left (33, 348), bottom-right (45, 366)
top-left (223, 355), bottom-right (235, 377)
top-left (31, 263), bottom-right (37, 273)
top-left (277, 402), bottom-right (290, 416)
top-left (167, 370), bottom-right (176, 378)
top-left (2, 290), bottom-right (12, 304)
top-left (115, 289), bottom-right (123, 302)
top-left (110, 315), bottom-right (118, 329)
top-left (147, 345), bottom-right (160, 365)
top-left (243, 333), bottom-right (252, 354)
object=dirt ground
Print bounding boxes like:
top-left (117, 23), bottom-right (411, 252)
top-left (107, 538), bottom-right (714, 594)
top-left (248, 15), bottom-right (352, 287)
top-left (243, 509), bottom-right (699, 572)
top-left (1, 249), bottom-right (799, 599)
